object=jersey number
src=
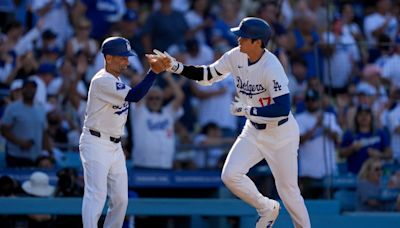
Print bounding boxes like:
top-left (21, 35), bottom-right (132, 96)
top-left (258, 97), bottom-right (271, 107)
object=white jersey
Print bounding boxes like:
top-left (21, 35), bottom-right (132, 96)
top-left (131, 103), bottom-right (183, 169)
top-left (83, 69), bottom-right (131, 137)
top-left (211, 47), bottom-right (290, 122)
top-left (296, 111), bottom-right (342, 178)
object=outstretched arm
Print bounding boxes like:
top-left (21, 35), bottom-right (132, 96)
top-left (125, 53), bottom-right (170, 102)
top-left (153, 50), bottom-right (225, 86)
top-left (124, 70), bottom-right (157, 102)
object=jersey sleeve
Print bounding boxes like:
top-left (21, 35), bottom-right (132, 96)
top-left (266, 66), bottom-right (290, 98)
top-left (206, 49), bottom-right (235, 83)
top-left (95, 77), bottom-right (131, 105)
top-left (1, 104), bottom-right (15, 126)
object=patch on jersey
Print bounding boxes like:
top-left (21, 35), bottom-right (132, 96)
top-left (116, 82), bottom-right (126, 90)
top-left (252, 108), bottom-right (257, 115)
top-left (273, 80), bottom-right (282, 91)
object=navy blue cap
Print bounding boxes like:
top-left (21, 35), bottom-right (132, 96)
top-left (37, 63), bottom-right (57, 75)
top-left (101, 36), bottom-right (136, 57)
top-left (23, 78), bottom-right (37, 88)
top-left (305, 89), bottom-right (320, 101)
top-left (42, 29), bottom-right (57, 39)
top-left (230, 17), bottom-right (272, 46)
top-left (122, 10), bottom-right (138, 22)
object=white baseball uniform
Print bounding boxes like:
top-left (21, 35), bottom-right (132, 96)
top-left (131, 103), bottom-right (183, 169)
top-left (209, 47), bottom-right (310, 228)
top-left (79, 69), bottom-right (131, 228)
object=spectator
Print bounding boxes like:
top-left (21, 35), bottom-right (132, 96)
top-left (287, 12), bottom-right (322, 78)
top-left (30, 62), bottom-right (57, 108)
top-left (35, 155), bottom-right (55, 169)
top-left (4, 79), bottom-right (23, 104)
top-left (296, 88), bottom-right (342, 198)
top-left (141, 0), bottom-right (189, 54)
top-left (381, 38), bottom-right (400, 89)
top-left (193, 122), bottom-right (235, 169)
top-left (0, 175), bottom-right (26, 228)
top-left (339, 105), bottom-right (392, 174)
top-left (287, 57), bottom-right (308, 108)
top-left (8, 51), bottom-right (39, 82)
top-left (356, 158), bottom-right (388, 211)
top-left (1, 79), bottom-right (52, 167)
top-left (320, 16), bottom-right (360, 97)
top-left (65, 17), bottom-right (98, 60)
top-left (31, 0), bottom-right (74, 48)
top-left (116, 10), bottom-right (143, 57)
top-left (131, 74), bottom-right (184, 169)
top-left (363, 0), bottom-right (397, 62)
top-left (185, 0), bottom-right (215, 46)
top-left (210, 0), bottom-right (241, 48)
top-left (22, 171), bottom-right (55, 227)
top-left (386, 88), bottom-right (400, 161)
top-left (0, 34), bottom-right (14, 87)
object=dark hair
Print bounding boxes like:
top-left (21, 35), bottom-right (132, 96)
top-left (251, 38), bottom-right (266, 49)
top-left (201, 122), bottom-right (219, 134)
top-left (354, 105), bottom-right (374, 133)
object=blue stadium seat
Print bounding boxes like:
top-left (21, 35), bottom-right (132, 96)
top-left (59, 152), bottom-right (82, 169)
top-left (334, 190), bottom-right (357, 212)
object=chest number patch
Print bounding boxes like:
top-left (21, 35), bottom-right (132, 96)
top-left (116, 82), bottom-right (126, 90)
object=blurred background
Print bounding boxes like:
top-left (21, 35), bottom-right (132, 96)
top-left (0, 0), bottom-right (400, 227)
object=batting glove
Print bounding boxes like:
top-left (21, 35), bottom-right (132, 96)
top-left (230, 97), bottom-right (252, 117)
top-left (153, 49), bottom-right (184, 74)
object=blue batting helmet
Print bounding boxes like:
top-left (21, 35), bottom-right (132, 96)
top-left (230, 17), bottom-right (272, 46)
top-left (101, 37), bottom-right (136, 56)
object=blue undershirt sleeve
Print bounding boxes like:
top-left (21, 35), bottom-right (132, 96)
top-left (124, 70), bottom-right (157, 102)
top-left (250, 93), bottom-right (291, 117)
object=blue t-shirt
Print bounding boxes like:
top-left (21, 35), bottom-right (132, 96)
top-left (1, 101), bottom-right (46, 161)
top-left (341, 129), bottom-right (390, 174)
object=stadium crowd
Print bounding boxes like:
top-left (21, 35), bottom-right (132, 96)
top-left (0, 0), bottom-right (400, 226)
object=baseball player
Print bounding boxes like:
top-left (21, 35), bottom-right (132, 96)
top-left (153, 17), bottom-right (311, 227)
top-left (79, 36), bottom-right (168, 228)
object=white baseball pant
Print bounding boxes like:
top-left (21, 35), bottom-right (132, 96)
top-left (79, 129), bottom-right (128, 228)
top-left (221, 116), bottom-right (311, 228)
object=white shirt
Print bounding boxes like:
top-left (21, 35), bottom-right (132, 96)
top-left (296, 111), bottom-right (342, 178)
top-left (363, 13), bottom-right (398, 45)
top-left (131, 103), bottom-right (183, 169)
top-left (382, 54), bottom-right (400, 88)
top-left (211, 47), bottom-right (290, 123)
top-left (322, 31), bottom-right (359, 88)
top-left (387, 105), bottom-right (400, 161)
top-left (83, 69), bottom-right (131, 137)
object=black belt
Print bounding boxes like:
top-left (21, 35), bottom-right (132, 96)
top-left (89, 129), bottom-right (121, 143)
top-left (250, 117), bottom-right (289, 130)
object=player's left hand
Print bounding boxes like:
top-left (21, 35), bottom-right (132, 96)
top-left (145, 53), bottom-right (171, 74)
top-left (230, 97), bottom-right (251, 116)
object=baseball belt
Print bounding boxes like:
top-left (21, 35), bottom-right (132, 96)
top-left (250, 117), bottom-right (288, 130)
top-left (89, 129), bottom-right (121, 143)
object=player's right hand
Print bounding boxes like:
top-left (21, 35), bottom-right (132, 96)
top-left (230, 97), bottom-right (251, 117)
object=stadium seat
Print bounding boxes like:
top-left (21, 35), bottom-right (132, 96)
top-left (334, 190), bottom-right (357, 212)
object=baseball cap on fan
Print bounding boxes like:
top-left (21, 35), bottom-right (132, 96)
top-left (305, 88), bottom-right (320, 101)
top-left (122, 10), bottom-right (138, 22)
top-left (101, 37), bottom-right (136, 57)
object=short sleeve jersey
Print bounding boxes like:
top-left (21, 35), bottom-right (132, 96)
top-left (210, 47), bottom-right (289, 109)
top-left (83, 69), bottom-right (131, 137)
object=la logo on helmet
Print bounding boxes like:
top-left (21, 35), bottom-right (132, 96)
top-left (126, 41), bottom-right (131, 51)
